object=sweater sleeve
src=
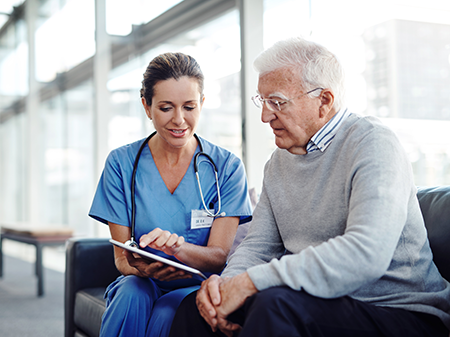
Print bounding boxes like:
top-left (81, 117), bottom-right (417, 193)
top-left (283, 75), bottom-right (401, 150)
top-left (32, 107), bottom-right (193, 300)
top-left (246, 121), bottom-right (417, 298)
top-left (222, 168), bottom-right (286, 278)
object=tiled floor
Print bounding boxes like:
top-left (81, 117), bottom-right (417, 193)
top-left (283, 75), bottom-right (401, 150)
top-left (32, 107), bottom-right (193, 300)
top-left (0, 245), bottom-right (65, 337)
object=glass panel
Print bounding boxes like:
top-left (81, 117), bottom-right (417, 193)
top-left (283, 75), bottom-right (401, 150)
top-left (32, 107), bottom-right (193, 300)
top-left (107, 57), bottom-right (149, 150)
top-left (40, 94), bottom-right (66, 224)
top-left (40, 81), bottom-right (95, 235)
top-left (106, 0), bottom-right (183, 36)
top-left (107, 9), bottom-right (242, 157)
top-left (0, 18), bottom-right (28, 110)
top-left (65, 81), bottom-right (95, 235)
top-left (0, 114), bottom-right (26, 222)
top-left (35, 0), bottom-right (95, 82)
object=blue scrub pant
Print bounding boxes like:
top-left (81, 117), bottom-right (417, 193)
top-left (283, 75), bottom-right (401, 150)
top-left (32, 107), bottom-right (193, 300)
top-left (100, 275), bottom-right (199, 337)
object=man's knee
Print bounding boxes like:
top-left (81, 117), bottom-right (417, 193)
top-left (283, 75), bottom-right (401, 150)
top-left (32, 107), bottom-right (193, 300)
top-left (169, 291), bottom-right (208, 337)
top-left (245, 286), bottom-right (309, 315)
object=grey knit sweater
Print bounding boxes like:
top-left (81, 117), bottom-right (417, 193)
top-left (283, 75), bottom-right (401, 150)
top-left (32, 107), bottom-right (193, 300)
top-left (224, 113), bottom-right (450, 328)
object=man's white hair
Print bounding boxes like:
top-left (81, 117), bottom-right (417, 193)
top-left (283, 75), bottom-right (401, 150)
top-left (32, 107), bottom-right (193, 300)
top-left (253, 37), bottom-right (345, 111)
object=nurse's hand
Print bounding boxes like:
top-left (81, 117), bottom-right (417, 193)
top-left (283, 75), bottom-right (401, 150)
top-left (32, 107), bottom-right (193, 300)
top-left (139, 228), bottom-right (185, 256)
top-left (123, 250), bottom-right (192, 281)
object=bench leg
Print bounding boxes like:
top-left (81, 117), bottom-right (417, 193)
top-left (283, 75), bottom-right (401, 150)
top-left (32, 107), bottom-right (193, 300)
top-left (36, 244), bottom-right (44, 297)
top-left (0, 236), bottom-right (3, 278)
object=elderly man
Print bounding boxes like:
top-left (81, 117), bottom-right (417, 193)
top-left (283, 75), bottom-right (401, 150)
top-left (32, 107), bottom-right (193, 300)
top-left (168, 37), bottom-right (450, 337)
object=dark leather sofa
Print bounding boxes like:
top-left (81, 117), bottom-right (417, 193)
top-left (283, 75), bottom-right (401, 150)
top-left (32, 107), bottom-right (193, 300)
top-left (64, 186), bottom-right (450, 337)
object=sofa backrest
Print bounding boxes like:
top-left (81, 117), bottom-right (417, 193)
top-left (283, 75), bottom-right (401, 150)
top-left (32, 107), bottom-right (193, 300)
top-left (417, 186), bottom-right (450, 282)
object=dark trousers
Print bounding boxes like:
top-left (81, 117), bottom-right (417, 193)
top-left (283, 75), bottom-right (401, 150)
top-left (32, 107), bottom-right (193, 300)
top-left (169, 286), bottom-right (448, 337)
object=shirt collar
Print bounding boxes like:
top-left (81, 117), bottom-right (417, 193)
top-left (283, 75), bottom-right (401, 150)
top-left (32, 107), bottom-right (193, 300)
top-left (306, 108), bottom-right (351, 153)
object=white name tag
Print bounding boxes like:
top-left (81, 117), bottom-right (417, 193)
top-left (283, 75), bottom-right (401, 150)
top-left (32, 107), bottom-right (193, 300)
top-left (191, 209), bottom-right (214, 229)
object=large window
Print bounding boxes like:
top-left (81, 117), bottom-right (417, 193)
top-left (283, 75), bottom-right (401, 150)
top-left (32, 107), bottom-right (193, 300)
top-left (35, 0), bottom-right (95, 82)
top-left (39, 81), bottom-right (94, 234)
top-left (107, 9), bottom-right (242, 156)
top-left (1, 0), bottom-right (449, 233)
top-left (106, 0), bottom-right (183, 36)
top-left (0, 18), bottom-right (28, 109)
top-left (263, 0), bottom-right (450, 185)
top-left (0, 114), bottom-right (26, 222)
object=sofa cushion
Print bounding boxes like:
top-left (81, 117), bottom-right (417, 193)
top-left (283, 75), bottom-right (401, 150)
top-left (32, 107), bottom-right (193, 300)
top-left (417, 186), bottom-right (450, 282)
top-left (74, 287), bottom-right (107, 337)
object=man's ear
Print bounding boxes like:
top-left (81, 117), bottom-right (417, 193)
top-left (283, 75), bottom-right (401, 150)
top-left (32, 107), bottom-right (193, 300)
top-left (319, 89), bottom-right (335, 118)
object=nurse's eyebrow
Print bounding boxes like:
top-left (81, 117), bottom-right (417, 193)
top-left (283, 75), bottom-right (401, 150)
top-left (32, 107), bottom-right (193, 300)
top-left (157, 100), bottom-right (198, 104)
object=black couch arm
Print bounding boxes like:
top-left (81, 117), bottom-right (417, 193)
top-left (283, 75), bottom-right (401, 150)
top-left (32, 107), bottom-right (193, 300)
top-left (417, 186), bottom-right (450, 282)
top-left (64, 238), bottom-right (120, 337)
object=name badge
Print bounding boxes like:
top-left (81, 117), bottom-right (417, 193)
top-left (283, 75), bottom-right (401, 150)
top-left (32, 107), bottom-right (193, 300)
top-left (191, 209), bottom-right (214, 229)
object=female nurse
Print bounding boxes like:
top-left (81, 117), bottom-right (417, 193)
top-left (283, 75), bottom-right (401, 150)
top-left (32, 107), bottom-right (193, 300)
top-left (88, 52), bottom-right (253, 337)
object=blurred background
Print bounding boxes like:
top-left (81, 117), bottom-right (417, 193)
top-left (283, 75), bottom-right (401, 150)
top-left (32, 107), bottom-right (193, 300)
top-left (0, 0), bottom-right (449, 265)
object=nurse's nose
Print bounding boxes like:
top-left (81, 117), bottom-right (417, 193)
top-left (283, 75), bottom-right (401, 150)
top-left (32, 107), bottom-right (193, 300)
top-left (172, 107), bottom-right (185, 125)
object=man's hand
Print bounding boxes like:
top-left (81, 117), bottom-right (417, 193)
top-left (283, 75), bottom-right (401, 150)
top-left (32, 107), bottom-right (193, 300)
top-left (196, 272), bottom-right (258, 336)
top-left (196, 275), bottom-right (224, 331)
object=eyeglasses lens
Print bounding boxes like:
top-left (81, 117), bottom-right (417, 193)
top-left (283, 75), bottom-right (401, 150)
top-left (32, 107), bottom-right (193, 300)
top-left (267, 100), bottom-right (280, 112)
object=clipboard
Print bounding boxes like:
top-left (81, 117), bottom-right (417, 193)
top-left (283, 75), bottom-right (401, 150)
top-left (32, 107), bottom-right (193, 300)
top-left (109, 239), bottom-right (207, 280)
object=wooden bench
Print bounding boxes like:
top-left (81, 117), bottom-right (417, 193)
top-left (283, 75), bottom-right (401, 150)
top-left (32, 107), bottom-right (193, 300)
top-left (0, 225), bottom-right (73, 296)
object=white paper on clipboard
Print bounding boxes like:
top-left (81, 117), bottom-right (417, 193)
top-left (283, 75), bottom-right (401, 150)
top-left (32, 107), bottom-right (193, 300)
top-left (109, 239), bottom-right (207, 280)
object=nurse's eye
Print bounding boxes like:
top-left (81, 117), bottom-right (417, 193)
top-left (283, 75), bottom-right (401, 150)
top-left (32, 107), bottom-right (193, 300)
top-left (184, 106), bottom-right (195, 111)
top-left (159, 106), bottom-right (172, 112)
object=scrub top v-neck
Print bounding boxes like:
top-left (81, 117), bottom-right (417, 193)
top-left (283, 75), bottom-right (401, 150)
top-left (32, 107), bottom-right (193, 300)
top-left (89, 135), bottom-right (253, 261)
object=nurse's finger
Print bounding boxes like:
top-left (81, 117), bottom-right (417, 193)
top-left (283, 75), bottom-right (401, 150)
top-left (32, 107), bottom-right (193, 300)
top-left (139, 260), bottom-right (167, 278)
top-left (123, 249), bottom-right (141, 265)
top-left (165, 233), bottom-right (184, 249)
top-left (151, 230), bottom-right (172, 248)
top-left (159, 269), bottom-right (192, 282)
top-left (139, 228), bottom-right (164, 248)
top-left (152, 265), bottom-right (178, 280)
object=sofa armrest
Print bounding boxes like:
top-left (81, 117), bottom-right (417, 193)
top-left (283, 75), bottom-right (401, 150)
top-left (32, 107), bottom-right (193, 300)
top-left (417, 186), bottom-right (450, 282)
top-left (64, 238), bottom-right (120, 337)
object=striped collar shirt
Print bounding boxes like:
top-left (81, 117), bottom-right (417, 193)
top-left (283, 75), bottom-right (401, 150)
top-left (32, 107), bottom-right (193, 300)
top-left (306, 108), bottom-right (351, 153)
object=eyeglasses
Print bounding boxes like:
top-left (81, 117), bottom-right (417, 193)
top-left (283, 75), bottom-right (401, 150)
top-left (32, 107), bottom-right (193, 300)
top-left (251, 88), bottom-right (324, 112)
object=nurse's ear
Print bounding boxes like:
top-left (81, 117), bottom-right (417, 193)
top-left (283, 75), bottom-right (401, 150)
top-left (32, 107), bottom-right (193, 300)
top-left (200, 94), bottom-right (205, 108)
top-left (142, 97), bottom-right (152, 120)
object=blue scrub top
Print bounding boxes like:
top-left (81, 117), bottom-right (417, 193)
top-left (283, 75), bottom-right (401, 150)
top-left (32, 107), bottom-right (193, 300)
top-left (89, 135), bottom-right (253, 263)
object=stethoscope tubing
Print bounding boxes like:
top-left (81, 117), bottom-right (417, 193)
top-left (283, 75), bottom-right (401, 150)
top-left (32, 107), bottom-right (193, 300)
top-left (129, 131), bottom-right (222, 246)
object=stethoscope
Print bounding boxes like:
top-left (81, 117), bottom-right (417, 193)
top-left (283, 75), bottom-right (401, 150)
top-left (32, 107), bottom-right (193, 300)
top-left (127, 131), bottom-right (223, 247)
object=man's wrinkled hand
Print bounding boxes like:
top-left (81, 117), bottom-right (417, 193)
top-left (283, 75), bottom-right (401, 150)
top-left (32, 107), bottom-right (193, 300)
top-left (214, 272), bottom-right (257, 335)
top-left (196, 272), bottom-right (258, 336)
top-left (196, 275), bottom-right (224, 332)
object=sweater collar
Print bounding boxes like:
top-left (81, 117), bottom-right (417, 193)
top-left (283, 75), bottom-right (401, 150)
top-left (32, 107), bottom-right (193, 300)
top-left (306, 108), bottom-right (351, 153)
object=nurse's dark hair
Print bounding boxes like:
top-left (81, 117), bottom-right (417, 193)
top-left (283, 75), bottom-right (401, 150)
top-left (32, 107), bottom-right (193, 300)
top-left (140, 52), bottom-right (204, 106)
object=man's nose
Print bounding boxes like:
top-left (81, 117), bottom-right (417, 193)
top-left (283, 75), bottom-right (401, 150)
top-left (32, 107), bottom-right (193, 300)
top-left (261, 105), bottom-right (276, 123)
